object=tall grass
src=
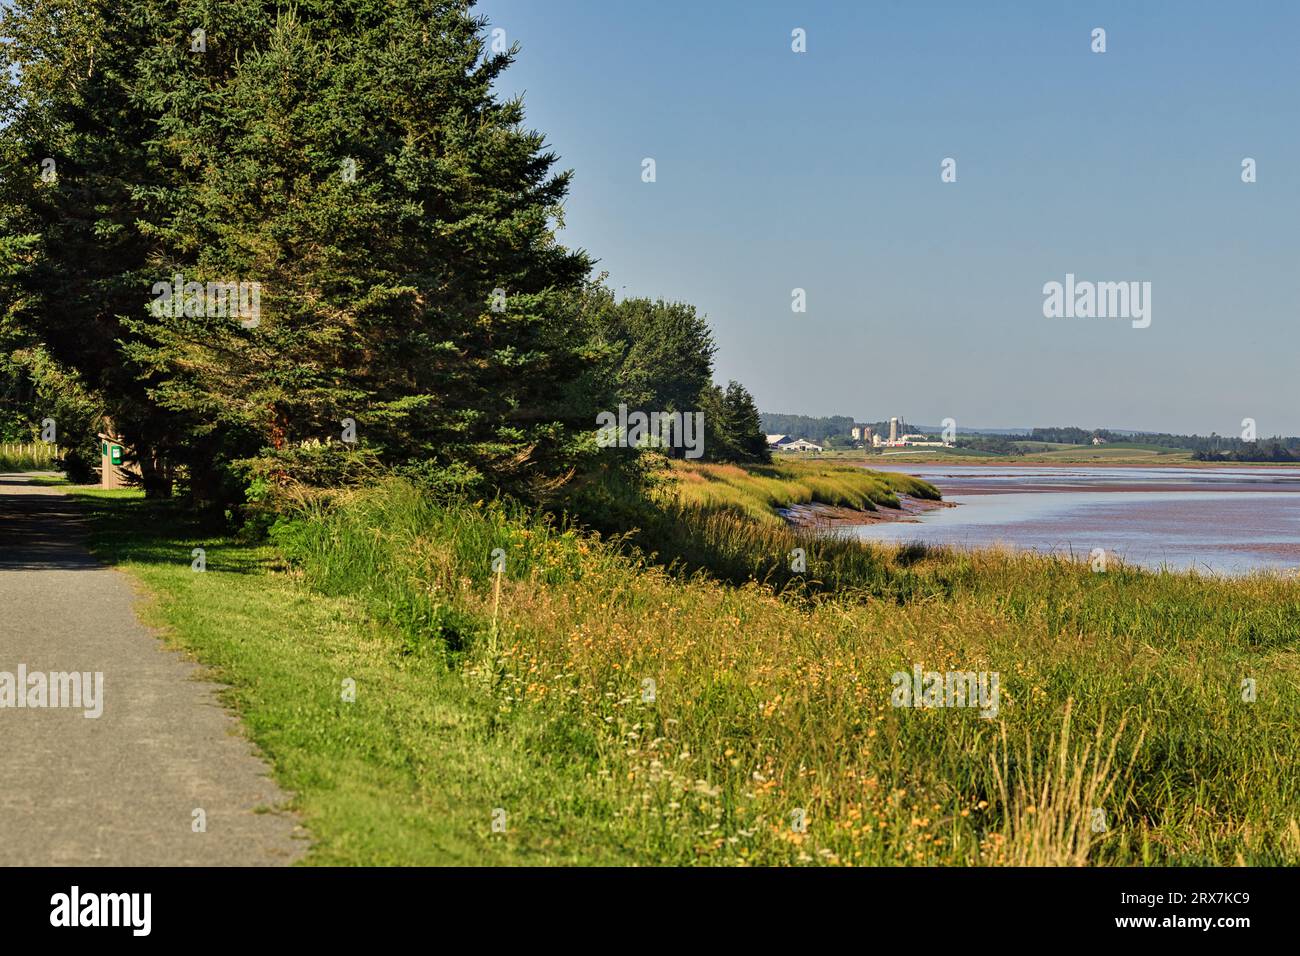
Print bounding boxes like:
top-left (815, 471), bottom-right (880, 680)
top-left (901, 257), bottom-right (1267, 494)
top-left (272, 479), bottom-right (1300, 866)
top-left (989, 701), bottom-right (1146, 866)
top-left (0, 442), bottom-right (58, 471)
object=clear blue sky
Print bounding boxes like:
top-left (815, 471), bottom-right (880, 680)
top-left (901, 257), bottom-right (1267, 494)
top-left (479, 0), bottom-right (1299, 435)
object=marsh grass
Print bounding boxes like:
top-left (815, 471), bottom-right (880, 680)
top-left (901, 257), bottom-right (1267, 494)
top-left (666, 460), bottom-right (939, 524)
top-left (271, 479), bottom-right (1300, 866)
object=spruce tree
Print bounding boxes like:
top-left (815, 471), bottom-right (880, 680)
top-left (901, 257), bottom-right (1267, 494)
top-left (720, 380), bottom-right (770, 463)
top-left (2, 0), bottom-right (603, 503)
top-left (126, 0), bottom-right (597, 500)
top-left (0, 0), bottom-right (185, 494)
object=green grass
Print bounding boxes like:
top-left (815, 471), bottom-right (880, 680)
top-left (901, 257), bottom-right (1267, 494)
top-left (68, 487), bottom-right (634, 865)
top-left (69, 477), bottom-right (1300, 866)
top-left (1033, 443), bottom-right (1192, 461)
top-left (1010, 441), bottom-right (1075, 451)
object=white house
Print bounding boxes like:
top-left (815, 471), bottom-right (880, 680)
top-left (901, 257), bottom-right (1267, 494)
top-left (773, 437), bottom-right (823, 453)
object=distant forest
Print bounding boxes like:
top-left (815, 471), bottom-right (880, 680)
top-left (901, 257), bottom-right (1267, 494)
top-left (760, 413), bottom-right (856, 443)
top-left (1025, 427), bottom-right (1300, 461)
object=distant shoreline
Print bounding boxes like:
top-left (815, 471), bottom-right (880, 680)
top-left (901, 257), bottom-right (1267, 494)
top-left (935, 481), bottom-right (1300, 496)
top-left (864, 459), bottom-right (1300, 469)
top-left (803, 454), bottom-right (1300, 469)
top-left (857, 461), bottom-right (1300, 497)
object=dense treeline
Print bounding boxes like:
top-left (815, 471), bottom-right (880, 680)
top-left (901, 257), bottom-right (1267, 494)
top-left (0, 0), bottom-right (765, 507)
top-left (925, 424), bottom-right (1300, 459)
top-left (1193, 443), bottom-right (1300, 463)
top-left (954, 435), bottom-right (1020, 455)
top-left (0, 357), bottom-right (34, 442)
top-left (1027, 426), bottom-right (1099, 444)
top-left (761, 413), bottom-right (855, 443)
top-left (1126, 432), bottom-right (1300, 456)
top-left (1028, 427), bottom-right (1300, 457)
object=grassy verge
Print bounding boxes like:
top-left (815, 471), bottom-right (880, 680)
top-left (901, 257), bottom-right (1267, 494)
top-left (71, 477), bottom-right (1300, 866)
top-left (69, 487), bottom-right (634, 865)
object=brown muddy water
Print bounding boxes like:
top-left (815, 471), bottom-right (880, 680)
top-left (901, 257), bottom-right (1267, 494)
top-left (852, 465), bottom-right (1300, 575)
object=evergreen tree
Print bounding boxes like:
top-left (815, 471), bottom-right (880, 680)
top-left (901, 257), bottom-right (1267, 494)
top-left (126, 1), bottom-right (599, 501)
top-left (2, 0), bottom-right (603, 503)
top-left (579, 289), bottom-right (717, 415)
top-left (1, 0), bottom-right (769, 504)
top-left (0, 0), bottom-right (184, 493)
top-left (698, 380), bottom-right (769, 464)
top-left (719, 380), bottom-right (769, 463)
top-left (697, 383), bottom-right (736, 462)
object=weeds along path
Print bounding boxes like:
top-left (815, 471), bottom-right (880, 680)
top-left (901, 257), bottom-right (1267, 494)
top-left (0, 474), bottom-right (303, 865)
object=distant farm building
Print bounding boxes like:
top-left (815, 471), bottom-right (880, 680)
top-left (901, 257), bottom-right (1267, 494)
top-left (767, 435), bottom-right (823, 453)
top-left (870, 417), bottom-right (955, 449)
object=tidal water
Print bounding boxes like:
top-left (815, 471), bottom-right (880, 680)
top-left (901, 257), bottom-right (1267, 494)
top-left (851, 466), bottom-right (1300, 575)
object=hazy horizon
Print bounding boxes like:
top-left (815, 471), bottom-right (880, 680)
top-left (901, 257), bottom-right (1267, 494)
top-left (756, 414), bottom-right (1299, 439)
top-left (483, 0), bottom-right (1300, 435)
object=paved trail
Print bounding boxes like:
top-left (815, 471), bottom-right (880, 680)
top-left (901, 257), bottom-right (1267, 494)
top-left (0, 474), bottom-right (303, 865)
